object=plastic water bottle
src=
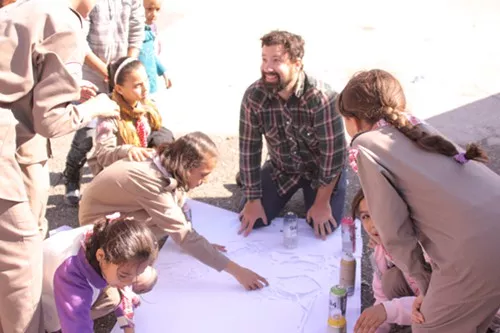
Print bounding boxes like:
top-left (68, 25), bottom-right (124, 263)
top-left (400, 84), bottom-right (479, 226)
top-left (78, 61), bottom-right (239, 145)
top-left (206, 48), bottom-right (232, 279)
top-left (283, 212), bottom-right (298, 249)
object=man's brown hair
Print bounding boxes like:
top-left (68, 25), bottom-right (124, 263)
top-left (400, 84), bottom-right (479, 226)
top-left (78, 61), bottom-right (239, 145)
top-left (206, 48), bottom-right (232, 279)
top-left (260, 30), bottom-right (305, 61)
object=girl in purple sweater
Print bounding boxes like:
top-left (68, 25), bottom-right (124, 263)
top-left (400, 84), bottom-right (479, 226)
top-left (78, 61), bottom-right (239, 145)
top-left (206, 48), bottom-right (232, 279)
top-left (42, 216), bottom-right (158, 333)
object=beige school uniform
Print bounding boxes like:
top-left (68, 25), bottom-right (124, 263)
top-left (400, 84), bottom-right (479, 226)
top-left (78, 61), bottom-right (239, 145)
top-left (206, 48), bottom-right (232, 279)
top-left (87, 118), bottom-right (134, 175)
top-left (353, 125), bottom-right (500, 333)
top-left (87, 116), bottom-right (154, 175)
top-left (0, 2), bottom-right (95, 332)
top-left (79, 158), bottom-right (230, 271)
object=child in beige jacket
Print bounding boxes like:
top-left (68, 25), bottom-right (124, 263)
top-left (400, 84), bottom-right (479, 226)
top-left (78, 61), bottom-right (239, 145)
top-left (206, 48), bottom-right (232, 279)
top-left (338, 69), bottom-right (500, 333)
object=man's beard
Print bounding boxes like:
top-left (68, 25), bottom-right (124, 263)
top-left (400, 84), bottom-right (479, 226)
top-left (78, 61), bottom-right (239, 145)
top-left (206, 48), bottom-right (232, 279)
top-left (261, 72), bottom-right (290, 92)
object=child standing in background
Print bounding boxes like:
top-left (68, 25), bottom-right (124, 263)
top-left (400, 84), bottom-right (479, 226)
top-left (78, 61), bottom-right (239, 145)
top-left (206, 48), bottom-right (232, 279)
top-left (140, 0), bottom-right (172, 95)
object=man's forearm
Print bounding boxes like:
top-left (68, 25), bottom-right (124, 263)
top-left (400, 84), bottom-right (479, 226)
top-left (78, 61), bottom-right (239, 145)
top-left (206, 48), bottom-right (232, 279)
top-left (314, 172), bottom-right (341, 205)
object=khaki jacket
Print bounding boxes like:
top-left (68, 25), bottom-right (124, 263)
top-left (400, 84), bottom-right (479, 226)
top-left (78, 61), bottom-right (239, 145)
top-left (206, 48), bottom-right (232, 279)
top-left (79, 159), bottom-right (230, 272)
top-left (0, 1), bottom-right (94, 201)
top-left (353, 125), bottom-right (500, 298)
top-left (87, 118), bottom-right (133, 175)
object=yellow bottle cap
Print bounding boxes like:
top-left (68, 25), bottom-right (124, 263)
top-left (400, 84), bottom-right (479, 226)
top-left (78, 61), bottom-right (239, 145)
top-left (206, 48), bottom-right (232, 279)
top-left (328, 314), bottom-right (346, 327)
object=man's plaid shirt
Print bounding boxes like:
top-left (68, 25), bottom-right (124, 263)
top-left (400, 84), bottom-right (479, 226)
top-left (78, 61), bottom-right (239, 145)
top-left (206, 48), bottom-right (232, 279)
top-left (239, 72), bottom-right (346, 200)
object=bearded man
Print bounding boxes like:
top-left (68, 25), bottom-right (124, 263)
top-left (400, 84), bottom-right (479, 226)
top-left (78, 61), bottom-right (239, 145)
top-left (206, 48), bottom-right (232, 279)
top-left (237, 30), bottom-right (347, 239)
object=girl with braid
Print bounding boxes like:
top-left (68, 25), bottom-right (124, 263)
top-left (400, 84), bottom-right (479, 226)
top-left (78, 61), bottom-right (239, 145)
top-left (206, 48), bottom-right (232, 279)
top-left (88, 57), bottom-right (174, 175)
top-left (338, 69), bottom-right (500, 333)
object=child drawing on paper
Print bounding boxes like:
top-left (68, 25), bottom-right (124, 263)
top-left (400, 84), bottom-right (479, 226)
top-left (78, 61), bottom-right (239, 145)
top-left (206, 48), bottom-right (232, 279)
top-left (80, 132), bottom-right (269, 291)
top-left (352, 189), bottom-right (430, 333)
top-left (88, 57), bottom-right (175, 175)
top-left (42, 216), bottom-right (159, 333)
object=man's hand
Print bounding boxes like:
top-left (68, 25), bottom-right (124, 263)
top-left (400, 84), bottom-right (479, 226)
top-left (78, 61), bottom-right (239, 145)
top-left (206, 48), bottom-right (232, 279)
top-left (354, 304), bottom-right (387, 333)
top-left (127, 147), bottom-right (155, 162)
top-left (238, 199), bottom-right (267, 237)
top-left (412, 295), bottom-right (425, 324)
top-left (224, 261), bottom-right (269, 291)
top-left (306, 201), bottom-right (336, 240)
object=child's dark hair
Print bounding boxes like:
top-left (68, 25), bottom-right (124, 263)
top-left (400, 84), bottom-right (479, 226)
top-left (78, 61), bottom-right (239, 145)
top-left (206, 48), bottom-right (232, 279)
top-left (351, 188), bottom-right (365, 220)
top-left (157, 132), bottom-right (218, 191)
top-left (107, 57), bottom-right (144, 92)
top-left (85, 216), bottom-right (158, 275)
top-left (337, 69), bottom-right (488, 164)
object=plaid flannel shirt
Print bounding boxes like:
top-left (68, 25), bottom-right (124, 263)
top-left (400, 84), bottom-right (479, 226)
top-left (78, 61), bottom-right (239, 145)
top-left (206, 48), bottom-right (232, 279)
top-left (239, 72), bottom-right (346, 200)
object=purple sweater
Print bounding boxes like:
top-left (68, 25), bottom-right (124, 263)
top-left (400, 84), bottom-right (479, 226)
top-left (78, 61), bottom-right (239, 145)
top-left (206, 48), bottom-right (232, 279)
top-left (53, 247), bottom-right (131, 332)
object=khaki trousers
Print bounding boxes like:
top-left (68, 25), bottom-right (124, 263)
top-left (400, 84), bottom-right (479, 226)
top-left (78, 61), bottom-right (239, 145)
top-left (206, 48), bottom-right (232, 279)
top-left (413, 274), bottom-right (500, 333)
top-left (0, 199), bottom-right (43, 333)
top-left (20, 161), bottom-right (49, 238)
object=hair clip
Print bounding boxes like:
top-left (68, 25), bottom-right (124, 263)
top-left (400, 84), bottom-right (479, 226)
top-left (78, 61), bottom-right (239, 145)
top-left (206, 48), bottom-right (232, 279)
top-left (105, 212), bottom-right (121, 223)
top-left (453, 152), bottom-right (468, 164)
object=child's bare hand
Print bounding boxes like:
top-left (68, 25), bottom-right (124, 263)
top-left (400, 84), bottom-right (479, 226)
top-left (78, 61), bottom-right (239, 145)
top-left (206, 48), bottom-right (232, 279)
top-left (368, 235), bottom-right (381, 249)
top-left (163, 75), bottom-right (172, 89)
top-left (123, 327), bottom-right (135, 333)
top-left (211, 243), bottom-right (227, 252)
top-left (412, 295), bottom-right (425, 324)
top-left (354, 304), bottom-right (387, 332)
top-left (128, 147), bottom-right (154, 162)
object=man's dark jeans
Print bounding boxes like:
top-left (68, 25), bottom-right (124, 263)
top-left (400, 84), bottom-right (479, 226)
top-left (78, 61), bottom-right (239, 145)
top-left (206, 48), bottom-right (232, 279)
top-left (240, 162), bottom-right (347, 230)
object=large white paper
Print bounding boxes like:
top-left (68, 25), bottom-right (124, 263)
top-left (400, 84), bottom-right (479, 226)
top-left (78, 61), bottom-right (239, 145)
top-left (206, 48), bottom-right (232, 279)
top-left (112, 200), bottom-right (362, 333)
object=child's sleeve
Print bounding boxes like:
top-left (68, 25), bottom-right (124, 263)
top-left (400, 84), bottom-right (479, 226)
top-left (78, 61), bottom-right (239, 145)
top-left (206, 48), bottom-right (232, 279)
top-left (93, 118), bottom-right (133, 170)
top-left (382, 296), bottom-right (415, 326)
top-left (155, 56), bottom-right (167, 76)
top-left (372, 267), bottom-right (389, 305)
top-left (115, 286), bottom-right (141, 329)
top-left (356, 146), bottom-right (431, 295)
top-left (53, 258), bottom-right (95, 333)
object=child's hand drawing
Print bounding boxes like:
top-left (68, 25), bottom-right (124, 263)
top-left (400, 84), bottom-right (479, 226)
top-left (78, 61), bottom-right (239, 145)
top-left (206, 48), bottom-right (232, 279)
top-left (211, 243), bottom-right (227, 253)
top-left (354, 304), bottom-right (387, 333)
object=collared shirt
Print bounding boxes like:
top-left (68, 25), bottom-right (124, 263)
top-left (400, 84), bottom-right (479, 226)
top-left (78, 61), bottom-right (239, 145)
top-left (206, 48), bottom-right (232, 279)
top-left (83, 0), bottom-right (145, 92)
top-left (239, 72), bottom-right (346, 200)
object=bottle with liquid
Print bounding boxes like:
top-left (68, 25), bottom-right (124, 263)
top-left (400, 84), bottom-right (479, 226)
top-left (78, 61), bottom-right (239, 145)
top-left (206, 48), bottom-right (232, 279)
top-left (339, 252), bottom-right (356, 296)
top-left (341, 217), bottom-right (356, 254)
top-left (327, 314), bottom-right (347, 333)
top-left (283, 212), bottom-right (298, 249)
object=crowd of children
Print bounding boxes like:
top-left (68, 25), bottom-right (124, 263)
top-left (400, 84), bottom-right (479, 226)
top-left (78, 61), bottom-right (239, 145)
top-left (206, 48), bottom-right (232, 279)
top-left (1, 0), bottom-right (500, 331)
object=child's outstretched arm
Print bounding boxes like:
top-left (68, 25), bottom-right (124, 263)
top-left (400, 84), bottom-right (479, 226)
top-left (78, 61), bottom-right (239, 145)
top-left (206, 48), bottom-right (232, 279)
top-left (356, 147), bottom-right (431, 295)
